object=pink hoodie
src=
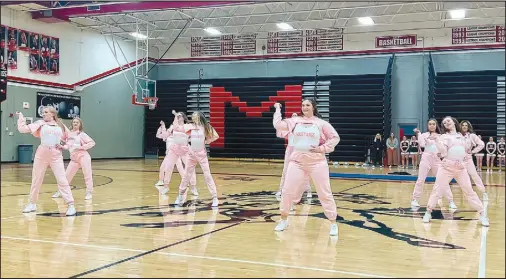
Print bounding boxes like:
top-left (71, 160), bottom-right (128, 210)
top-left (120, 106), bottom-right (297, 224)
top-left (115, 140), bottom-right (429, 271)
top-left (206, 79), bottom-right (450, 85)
top-left (462, 132), bottom-right (485, 154)
top-left (417, 132), bottom-right (440, 155)
top-left (273, 108), bottom-right (339, 164)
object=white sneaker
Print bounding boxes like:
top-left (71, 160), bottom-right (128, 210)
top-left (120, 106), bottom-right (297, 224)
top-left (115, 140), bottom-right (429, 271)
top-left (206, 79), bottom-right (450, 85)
top-left (329, 223), bottom-right (338, 236)
top-left (480, 213), bottom-right (490, 227)
top-left (483, 193), bottom-right (489, 202)
top-left (155, 180), bottom-right (164, 187)
top-left (274, 219), bottom-right (289, 232)
top-left (306, 191), bottom-right (312, 198)
top-left (159, 187), bottom-right (169, 195)
top-left (52, 191), bottom-right (61, 198)
top-left (174, 194), bottom-right (185, 206)
top-left (211, 197), bottom-right (219, 207)
top-left (422, 211), bottom-right (432, 223)
top-left (84, 192), bottom-right (92, 200)
top-left (275, 191), bottom-right (282, 201)
top-left (449, 201), bottom-right (458, 210)
top-left (290, 204), bottom-right (296, 211)
top-left (23, 203), bottom-right (37, 213)
top-left (411, 199), bottom-right (420, 207)
top-left (191, 187), bottom-right (199, 196)
top-left (66, 204), bottom-right (76, 216)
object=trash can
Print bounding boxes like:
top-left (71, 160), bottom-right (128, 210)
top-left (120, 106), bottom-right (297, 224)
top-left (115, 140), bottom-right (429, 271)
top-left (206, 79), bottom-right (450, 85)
top-left (18, 144), bottom-right (33, 164)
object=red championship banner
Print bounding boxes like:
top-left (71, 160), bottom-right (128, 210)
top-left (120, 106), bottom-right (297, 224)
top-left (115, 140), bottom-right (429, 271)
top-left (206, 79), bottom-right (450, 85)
top-left (452, 25), bottom-right (505, 44)
top-left (376, 34), bottom-right (417, 48)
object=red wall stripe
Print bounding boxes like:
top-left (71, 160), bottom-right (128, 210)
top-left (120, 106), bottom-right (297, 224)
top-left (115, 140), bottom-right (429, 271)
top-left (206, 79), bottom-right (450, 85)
top-left (5, 44), bottom-right (504, 91)
top-left (6, 58), bottom-right (147, 90)
top-left (209, 85), bottom-right (303, 148)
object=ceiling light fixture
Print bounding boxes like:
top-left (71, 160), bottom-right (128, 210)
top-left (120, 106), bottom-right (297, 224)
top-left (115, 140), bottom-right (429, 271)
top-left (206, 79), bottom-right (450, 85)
top-left (129, 32), bottom-right (148, 40)
top-left (449, 9), bottom-right (466, 19)
top-left (358, 17), bottom-right (374, 25)
top-left (276, 22), bottom-right (294, 30)
top-left (204, 27), bottom-right (222, 35)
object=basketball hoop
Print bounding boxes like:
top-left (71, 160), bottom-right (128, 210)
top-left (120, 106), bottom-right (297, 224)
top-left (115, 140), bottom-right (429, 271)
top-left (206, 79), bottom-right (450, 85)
top-left (146, 97), bottom-right (158, 110)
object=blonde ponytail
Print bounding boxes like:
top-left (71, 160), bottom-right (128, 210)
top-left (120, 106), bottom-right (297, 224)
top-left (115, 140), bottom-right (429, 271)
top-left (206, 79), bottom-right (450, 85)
top-left (46, 106), bottom-right (68, 135)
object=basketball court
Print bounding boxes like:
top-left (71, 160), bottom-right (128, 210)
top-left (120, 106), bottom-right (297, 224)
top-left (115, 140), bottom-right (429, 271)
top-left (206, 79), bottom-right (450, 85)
top-left (1, 160), bottom-right (505, 278)
top-left (1, 1), bottom-right (505, 278)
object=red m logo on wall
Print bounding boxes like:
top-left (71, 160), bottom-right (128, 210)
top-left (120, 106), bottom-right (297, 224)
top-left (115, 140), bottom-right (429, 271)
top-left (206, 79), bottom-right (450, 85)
top-left (209, 85), bottom-right (303, 148)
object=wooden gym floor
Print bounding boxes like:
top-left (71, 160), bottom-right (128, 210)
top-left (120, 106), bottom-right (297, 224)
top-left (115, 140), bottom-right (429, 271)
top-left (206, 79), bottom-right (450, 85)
top-left (1, 159), bottom-right (505, 278)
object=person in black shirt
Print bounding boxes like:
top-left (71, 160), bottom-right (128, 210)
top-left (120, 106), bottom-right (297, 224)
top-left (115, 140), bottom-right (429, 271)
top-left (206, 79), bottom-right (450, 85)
top-left (372, 133), bottom-right (383, 166)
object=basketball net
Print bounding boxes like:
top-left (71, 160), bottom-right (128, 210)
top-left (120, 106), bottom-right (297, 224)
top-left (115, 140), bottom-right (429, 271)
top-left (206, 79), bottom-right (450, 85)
top-left (147, 97), bottom-right (158, 110)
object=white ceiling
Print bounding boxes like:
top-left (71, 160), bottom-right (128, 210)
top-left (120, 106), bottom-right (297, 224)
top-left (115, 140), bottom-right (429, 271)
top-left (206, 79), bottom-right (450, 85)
top-left (6, 1), bottom-right (506, 52)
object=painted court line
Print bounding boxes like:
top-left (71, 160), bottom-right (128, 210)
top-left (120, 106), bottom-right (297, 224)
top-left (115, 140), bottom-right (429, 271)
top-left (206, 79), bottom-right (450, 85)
top-left (0, 179), bottom-right (248, 221)
top-left (0, 194), bottom-right (159, 221)
top-left (0, 235), bottom-right (392, 278)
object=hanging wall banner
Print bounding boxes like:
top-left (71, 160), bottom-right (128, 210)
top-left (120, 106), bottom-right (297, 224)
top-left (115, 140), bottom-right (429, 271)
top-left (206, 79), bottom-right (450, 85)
top-left (0, 63), bottom-right (7, 103)
top-left (36, 92), bottom-right (81, 119)
top-left (375, 34), bottom-right (417, 48)
top-left (451, 25), bottom-right (505, 44)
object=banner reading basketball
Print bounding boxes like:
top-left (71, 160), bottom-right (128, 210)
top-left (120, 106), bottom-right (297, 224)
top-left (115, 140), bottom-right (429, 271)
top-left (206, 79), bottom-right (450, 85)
top-left (376, 35), bottom-right (417, 48)
top-left (36, 92), bottom-right (81, 119)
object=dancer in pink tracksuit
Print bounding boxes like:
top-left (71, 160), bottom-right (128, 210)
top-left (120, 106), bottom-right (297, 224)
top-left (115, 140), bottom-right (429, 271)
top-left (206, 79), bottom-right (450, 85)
top-left (156, 112), bottom-right (191, 196)
top-left (52, 117), bottom-right (96, 200)
top-left (272, 100), bottom-right (340, 236)
top-left (485, 137), bottom-right (496, 173)
top-left (275, 113), bottom-right (312, 202)
top-left (460, 120), bottom-right (487, 201)
top-left (422, 116), bottom-right (489, 226)
top-left (16, 107), bottom-right (76, 216)
top-left (155, 120), bottom-right (197, 195)
top-left (411, 119), bottom-right (457, 209)
top-left (174, 110), bottom-right (220, 207)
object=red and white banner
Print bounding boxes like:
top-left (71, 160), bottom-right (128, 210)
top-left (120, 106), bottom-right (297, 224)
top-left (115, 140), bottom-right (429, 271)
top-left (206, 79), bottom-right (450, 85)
top-left (452, 25), bottom-right (505, 45)
top-left (375, 35), bottom-right (417, 48)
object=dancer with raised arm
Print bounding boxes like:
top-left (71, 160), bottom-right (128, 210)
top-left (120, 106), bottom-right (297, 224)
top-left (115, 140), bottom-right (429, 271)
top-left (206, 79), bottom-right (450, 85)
top-left (16, 107), bottom-right (76, 215)
top-left (156, 112), bottom-right (192, 195)
top-left (485, 137), bottom-right (496, 173)
top-left (272, 100), bottom-right (340, 236)
top-left (155, 120), bottom-right (197, 195)
top-left (275, 112), bottom-right (312, 202)
top-left (174, 110), bottom-right (220, 207)
top-left (411, 119), bottom-right (457, 209)
top-left (52, 117), bottom-right (96, 200)
top-left (422, 116), bottom-right (489, 227)
top-left (460, 120), bottom-right (487, 201)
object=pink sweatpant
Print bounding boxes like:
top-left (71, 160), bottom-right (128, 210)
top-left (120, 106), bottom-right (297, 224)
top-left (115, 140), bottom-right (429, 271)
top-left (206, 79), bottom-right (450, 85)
top-left (413, 153), bottom-right (453, 201)
top-left (426, 159), bottom-right (484, 213)
top-left (279, 146), bottom-right (310, 193)
top-left (66, 151), bottom-right (93, 193)
top-left (161, 142), bottom-right (191, 187)
top-left (178, 149), bottom-right (217, 198)
top-left (281, 160), bottom-right (337, 220)
top-left (463, 156), bottom-right (486, 193)
top-left (31, 146), bottom-right (74, 204)
top-left (159, 154), bottom-right (196, 186)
